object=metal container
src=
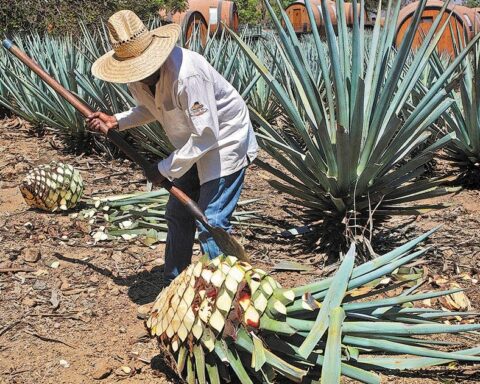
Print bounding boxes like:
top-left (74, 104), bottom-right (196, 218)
top-left (396, 0), bottom-right (476, 57)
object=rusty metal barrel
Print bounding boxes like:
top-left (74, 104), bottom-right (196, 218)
top-left (395, 0), bottom-right (478, 57)
top-left (285, 0), bottom-right (367, 34)
top-left (464, 7), bottom-right (480, 38)
top-left (183, 11), bottom-right (209, 47)
top-left (344, 2), bottom-right (361, 26)
top-left (159, 0), bottom-right (238, 38)
top-left (285, 0), bottom-right (335, 33)
top-left (216, 0), bottom-right (239, 33)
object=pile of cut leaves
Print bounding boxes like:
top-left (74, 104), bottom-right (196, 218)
top-left (76, 190), bottom-right (260, 246)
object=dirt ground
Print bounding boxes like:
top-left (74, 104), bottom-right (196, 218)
top-left (0, 117), bottom-right (479, 383)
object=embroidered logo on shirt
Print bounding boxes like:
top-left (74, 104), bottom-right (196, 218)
top-left (189, 101), bottom-right (208, 117)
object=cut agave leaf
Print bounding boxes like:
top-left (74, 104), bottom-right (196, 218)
top-left (78, 190), bottom-right (259, 244)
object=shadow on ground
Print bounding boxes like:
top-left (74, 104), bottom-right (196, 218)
top-left (54, 252), bottom-right (165, 305)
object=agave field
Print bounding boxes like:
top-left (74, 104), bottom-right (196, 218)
top-left (231, 0), bottom-right (480, 253)
top-left (0, 0), bottom-right (480, 382)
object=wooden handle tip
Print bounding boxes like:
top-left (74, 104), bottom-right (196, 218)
top-left (2, 39), bottom-right (13, 49)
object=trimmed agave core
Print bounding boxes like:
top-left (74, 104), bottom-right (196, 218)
top-left (20, 161), bottom-right (84, 212)
top-left (147, 256), bottom-right (291, 354)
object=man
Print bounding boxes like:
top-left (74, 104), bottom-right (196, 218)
top-left (87, 10), bottom-right (258, 283)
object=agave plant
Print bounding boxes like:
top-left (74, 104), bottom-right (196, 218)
top-left (247, 35), bottom-right (285, 126)
top-left (147, 228), bottom-right (480, 383)
top-left (0, 31), bottom-right (161, 156)
top-left (0, 33), bottom-right (96, 151)
top-left (227, 0), bottom-right (480, 253)
top-left (426, 40), bottom-right (480, 179)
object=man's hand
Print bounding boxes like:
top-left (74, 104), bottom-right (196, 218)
top-left (86, 112), bottom-right (118, 135)
top-left (146, 165), bottom-right (166, 186)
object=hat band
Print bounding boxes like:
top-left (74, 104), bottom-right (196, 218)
top-left (113, 30), bottom-right (153, 60)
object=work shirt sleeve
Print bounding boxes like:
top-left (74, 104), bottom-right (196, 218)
top-left (114, 106), bottom-right (156, 131)
top-left (113, 85), bottom-right (156, 131)
top-left (157, 75), bottom-right (219, 181)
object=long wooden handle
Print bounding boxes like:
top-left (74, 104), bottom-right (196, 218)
top-left (2, 39), bottom-right (209, 225)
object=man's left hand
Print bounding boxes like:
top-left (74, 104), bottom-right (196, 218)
top-left (146, 165), bottom-right (166, 186)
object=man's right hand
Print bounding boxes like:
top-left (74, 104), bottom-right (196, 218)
top-left (86, 112), bottom-right (118, 135)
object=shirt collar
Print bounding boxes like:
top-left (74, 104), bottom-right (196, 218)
top-left (135, 71), bottom-right (162, 106)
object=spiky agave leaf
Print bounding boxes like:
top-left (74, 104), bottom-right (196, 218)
top-left (20, 161), bottom-right (84, 212)
top-left (225, 0), bottom-right (480, 252)
top-left (426, 37), bottom-right (480, 177)
top-left (0, 34), bottom-right (86, 129)
top-left (146, 228), bottom-right (480, 383)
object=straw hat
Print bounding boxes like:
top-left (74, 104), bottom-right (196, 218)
top-left (92, 10), bottom-right (180, 83)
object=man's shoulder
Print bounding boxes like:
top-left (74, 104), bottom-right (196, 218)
top-left (172, 47), bottom-right (211, 81)
top-left (175, 46), bottom-right (207, 64)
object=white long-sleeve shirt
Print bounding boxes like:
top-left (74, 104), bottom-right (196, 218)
top-left (114, 47), bottom-right (258, 185)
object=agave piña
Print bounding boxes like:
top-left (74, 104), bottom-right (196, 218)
top-left (20, 162), bottom-right (84, 212)
top-left (226, 0), bottom-right (480, 252)
top-left (147, 228), bottom-right (480, 383)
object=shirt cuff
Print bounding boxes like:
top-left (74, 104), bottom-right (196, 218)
top-left (157, 159), bottom-right (173, 181)
top-left (113, 111), bottom-right (132, 131)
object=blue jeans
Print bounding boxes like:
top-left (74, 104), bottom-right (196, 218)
top-left (163, 166), bottom-right (246, 282)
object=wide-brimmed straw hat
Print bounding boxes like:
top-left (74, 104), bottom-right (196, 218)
top-left (92, 10), bottom-right (180, 84)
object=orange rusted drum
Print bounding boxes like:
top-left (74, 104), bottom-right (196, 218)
top-left (285, 0), bottom-right (337, 33)
top-left (159, 0), bottom-right (238, 37)
top-left (395, 0), bottom-right (476, 57)
top-left (285, 1), bottom-right (367, 34)
top-left (465, 7), bottom-right (480, 37)
top-left (217, 0), bottom-right (238, 33)
top-left (285, 2), bottom-right (311, 33)
top-left (183, 11), bottom-right (209, 48)
top-left (343, 2), bottom-right (364, 26)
